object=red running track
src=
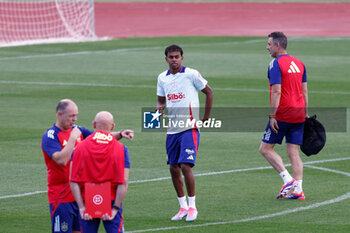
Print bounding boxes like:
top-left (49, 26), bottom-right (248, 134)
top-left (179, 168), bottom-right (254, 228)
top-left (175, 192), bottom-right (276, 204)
top-left (95, 2), bottom-right (350, 38)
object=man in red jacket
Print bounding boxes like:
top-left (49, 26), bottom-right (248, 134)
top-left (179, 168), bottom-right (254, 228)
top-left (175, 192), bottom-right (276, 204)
top-left (70, 111), bottom-right (130, 233)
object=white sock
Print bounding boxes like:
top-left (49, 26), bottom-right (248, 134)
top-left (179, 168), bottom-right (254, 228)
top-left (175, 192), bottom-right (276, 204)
top-left (279, 170), bottom-right (293, 184)
top-left (178, 196), bottom-right (188, 209)
top-left (294, 180), bottom-right (303, 193)
top-left (188, 196), bottom-right (196, 209)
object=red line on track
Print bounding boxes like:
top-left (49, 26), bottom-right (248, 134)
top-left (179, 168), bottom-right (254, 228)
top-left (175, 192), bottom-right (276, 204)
top-left (95, 2), bottom-right (350, 38)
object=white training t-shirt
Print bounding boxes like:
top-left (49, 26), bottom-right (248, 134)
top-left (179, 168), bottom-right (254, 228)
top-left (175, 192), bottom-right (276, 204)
top-left (157, 66), bottom-right (208, 134)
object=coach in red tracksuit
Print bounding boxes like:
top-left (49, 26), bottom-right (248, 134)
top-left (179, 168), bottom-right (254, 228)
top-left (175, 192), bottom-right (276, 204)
top-left (70, 111), bottom-right (130, 233)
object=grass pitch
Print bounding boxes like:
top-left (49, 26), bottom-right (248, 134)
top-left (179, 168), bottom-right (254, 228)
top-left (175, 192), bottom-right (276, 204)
top-left (0, 36), bottom-right (349, 232)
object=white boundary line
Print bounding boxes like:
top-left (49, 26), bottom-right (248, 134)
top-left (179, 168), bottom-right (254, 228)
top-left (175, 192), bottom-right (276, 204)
top-left (0, 37), bottom-right (348, 61)
top-left (129, 157), bottom-right (350, 184)
top-left (1, 80), bottom-right (350, 95)
top-left (0, 190), bottom-right (47, 200)
top-left (0, 46), bottom-right (163, 61)
top-left (1, 157), bottom-right (350, 200)
top-left (1, 157), bottom-right (350, 232)
top-left (127, 191), bottom-right (350, 233)
top-left (304, 164), bottom-right (350, 177)
top-left (0, 39), bottom-right (266, 61)
top-left (0, 80), bottom-right (155, 89)
top-left (127, 162), bottom-right (350, 233)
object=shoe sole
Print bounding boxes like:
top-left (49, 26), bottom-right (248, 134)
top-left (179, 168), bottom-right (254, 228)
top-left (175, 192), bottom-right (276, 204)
top-left (186, 213), bottom-right (198, 222)
top-left (286, 196), bottom-right (305, 200)
top-left (171, 212), bottom-right (188, 221)
top-left (186, 217), bottom-right (197, 222)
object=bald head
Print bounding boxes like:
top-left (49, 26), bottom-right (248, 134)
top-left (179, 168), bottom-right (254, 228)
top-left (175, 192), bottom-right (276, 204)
top-left (93, 111), bottom-right (115, 132)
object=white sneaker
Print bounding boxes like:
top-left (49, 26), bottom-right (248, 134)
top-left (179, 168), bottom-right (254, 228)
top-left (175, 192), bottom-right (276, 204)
top-left (185, 207), bottom-right (198, 222)
top-left (171, 208), bottom-right (188, 221)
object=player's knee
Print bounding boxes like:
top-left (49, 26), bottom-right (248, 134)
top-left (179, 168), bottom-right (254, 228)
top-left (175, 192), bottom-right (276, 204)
top-left (259, 144), bottom-right (266, 155)
top-left (180, 163), bottom-right (193, 171)
top-left (259, 143), bottom-right (271, 156)
top-left (170, 165), bottom-right (180, 174)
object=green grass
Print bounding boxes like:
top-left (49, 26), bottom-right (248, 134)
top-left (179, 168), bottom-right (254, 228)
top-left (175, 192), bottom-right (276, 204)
top-left (0, 36), bottom-right (349, 233)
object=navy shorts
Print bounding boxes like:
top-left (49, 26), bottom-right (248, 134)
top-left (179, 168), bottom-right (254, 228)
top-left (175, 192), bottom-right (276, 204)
top-left (166, 129), bottom-right (200, 166)
top-left (50, 202), bottom-right (80, 233)
top-left (79, 202), bottom-right (124, 233)
top-left (262, 120), bottom-right (305, 145)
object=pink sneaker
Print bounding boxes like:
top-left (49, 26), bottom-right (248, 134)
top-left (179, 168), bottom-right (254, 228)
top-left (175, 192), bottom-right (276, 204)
top-left (185, 207), bottom-right (198, 222)
top-left (171, 208), bottom-right (188, 221)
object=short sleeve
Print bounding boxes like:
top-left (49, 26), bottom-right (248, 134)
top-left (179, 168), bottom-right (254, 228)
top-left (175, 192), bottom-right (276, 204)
top-left (157, 75), bottom-right (165, 97)
top-left (192, 69), bottom-right (208, 90)
top-left (268, 59), bottom-right (282, 85)
top-left (302, 66), bottom-right (307, 83)
top-left (124, 145), bottom-right (130, 168)
top-left (41, 130), bottom-right (62, 158)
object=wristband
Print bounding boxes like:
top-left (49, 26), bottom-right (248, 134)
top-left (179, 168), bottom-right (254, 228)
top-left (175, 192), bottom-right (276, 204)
top-left (119, 130), bottom-right (125, 138)
top-left (269, 114), bottom-right (276, 119)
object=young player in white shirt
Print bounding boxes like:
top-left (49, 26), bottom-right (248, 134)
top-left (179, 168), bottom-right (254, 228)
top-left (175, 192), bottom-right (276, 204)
top-left (157, 44), bottom-right (213, 222)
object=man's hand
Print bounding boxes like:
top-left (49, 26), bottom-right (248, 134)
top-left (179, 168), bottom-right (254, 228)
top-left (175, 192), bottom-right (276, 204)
top-left (157, 96), bottom-right (166, 116)
top-left (79, 207), bottom-right (92, 221)
top-left (70, 126), bottom-right (82, 140)
top-left (270, 118), bottom-right (279, 134)
top-left (156, 106), bottom-right (165, 116)
top-left (102, 209), bottom-right (118, 221)
top-left (121, 130), bottom-right (134, 140)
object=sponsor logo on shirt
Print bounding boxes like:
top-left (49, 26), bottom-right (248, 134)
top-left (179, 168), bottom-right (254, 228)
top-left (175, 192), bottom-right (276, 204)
top-left (93, 132), bottom-right (113, 144)
top-left (167, 92), bottom-right (186, 102)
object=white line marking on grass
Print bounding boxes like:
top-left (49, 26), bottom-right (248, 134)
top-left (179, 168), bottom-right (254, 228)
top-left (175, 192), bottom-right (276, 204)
top-left (131, 157), bottom-right (350, 184)
top-left (127, 163), bottom-right (350, 232)
top-left (126, 191), bottom-right (350, 233)
top-left (0, 39), bottom-right (266, 61)
top-left (0, 190), bottom-right (47, 200)
top-left (0, 37), bottom-right (348, 61)
top-left (2, 80), bottom-right (350, 95)
top-left (1, 157), bottom-right (350, 200)
top-left (130, 166), bottom-right (272, 184)
top-left (298, 157), bottom-right (350, 166)
top-left (304, 165), bottom-right (350, 177)
top-left (289, 37), bottom-right (350, 42)
top-left (214, 87), bottom-right (350, 95)
top-left (0, 80), bottom-right (154, 89)
top-left (0, 46), bottom-right (163, 61)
